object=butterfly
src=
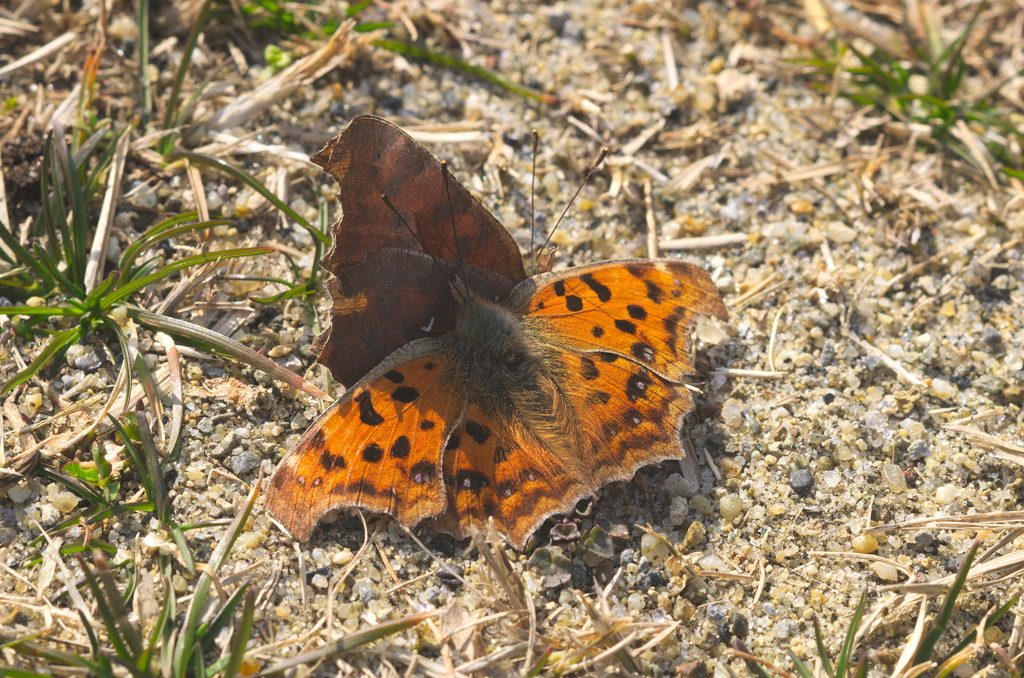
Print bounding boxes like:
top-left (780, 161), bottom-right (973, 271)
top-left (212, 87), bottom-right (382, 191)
top-left (265, 115), bottom-right (728, 549)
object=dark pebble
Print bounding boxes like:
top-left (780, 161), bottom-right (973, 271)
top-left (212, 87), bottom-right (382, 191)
top-left (229, 451), bottom-right (261, 476)
top-left (912, 532), bottom-right (934, 550)
top-left (436, 563), bottom-right (464, 588)
top-left (201, 363), bottom-right (226, 378)
top-left (908, 439), bottom-right (930, 460)
top-left (981, 326), bottom-right (1002, 351)
top-left (304, 566), bottom-right (331, 585)
top-left (618, 548), bottom-right (636, 566)
top-left (642, 571), bottom-right (665, 588)
top-left (730, 612), bottom-right (750, 639)
top-left (74, 350), bottom-right (105, 373)
top-left (789, 469), bottom-right (815, 496)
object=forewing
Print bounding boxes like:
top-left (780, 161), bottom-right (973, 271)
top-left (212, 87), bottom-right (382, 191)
top-left (512, 259), bottom-right (727, 383)
top-left (266, 347), bottom-right (461, 541)
top-left (311, 116), bottom-right (527, 384)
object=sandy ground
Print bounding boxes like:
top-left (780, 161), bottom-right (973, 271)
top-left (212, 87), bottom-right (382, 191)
top-left (1, 1), bottom-right (1023, 675)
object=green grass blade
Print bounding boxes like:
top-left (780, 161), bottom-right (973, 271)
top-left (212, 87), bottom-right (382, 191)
top-left (108, 415), bottom-right (157, 506)
top-left (199, 583), bottom-right (251, 655)
top-left (0, 306), bottom-right (81, 317)
top-left (1, 325), bottom-right (83, 396)
top-left (0, 223), bottom-right (52, 287)
top-left (174, 475), bottom-right (261, 678)
top-left (129, 308), bottom-right (327, 399)
top-left (916, 540), bottom-right (982, 664)
top-left (137, 0), bottom-right (152, 127)
top-left (78, 553), bottom-right (141, 661)
top-left (372, 38), bottom-right (557, 104)
top-left (833, 589), bottom-right (868, 677)
top-left (170, 151), bottom-right (326, 244)
top-left (119, 217), bottom-right (230, 273)
top-left (159, 0), bottom-right (215, 154)
top-left (787, 649), bottom-right (815, 678)
top-left (99, 246), bottom-right (274, 308)
top-left (51, 122), bottom-right (90, 285)
top-left (221, 588), bottom-right (256, 678)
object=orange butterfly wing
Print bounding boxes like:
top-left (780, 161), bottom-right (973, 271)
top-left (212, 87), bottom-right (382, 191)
top-left (265, 347), bottom-right (462, 541)
top-left (513, 260), bottom-right (727, 383)
top-left (428, 261), bottom-right (726, 547)
top-left (431, 404), bottom-right (591, 549)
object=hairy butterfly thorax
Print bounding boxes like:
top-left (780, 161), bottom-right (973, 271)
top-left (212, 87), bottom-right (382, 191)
top-left (265, 115), bottom-right (728, 548)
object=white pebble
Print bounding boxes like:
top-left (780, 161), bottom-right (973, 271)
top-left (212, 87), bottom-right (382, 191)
top-left (872, 561), bottom-right (899, 581)
top-left (936, 484), bottom-right (959, 504)
top-left (928, 378), bottom-right (958, 401)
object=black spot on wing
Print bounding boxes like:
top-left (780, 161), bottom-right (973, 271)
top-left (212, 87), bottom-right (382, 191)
top-left (319, 450), bottom-right (346, 470)
top-left (446, 433), bottom-right (461, 451)
top-left (627, 304), bottom-right (647, 320)
top-left (598, 351), bottom-right (619, 363)
top-left (565, 295), bottom-right (583, 312)
top-left (624, 408), bottom-right (644, 427)
top-left (465, 420), bottom-right (492, 445)
top-left (350, 480), bottom-right (378, 497)
top-left (580, 356), bottom-right (599, 380)
top-left (614, 319), bottom-right (637, 335)
top-left (420, 419), bottom-right (436, 431)
top-left (410, 461), bottom-right (436, 484)
top-left (645, 281), bottom-right (664, 304)
top-left (580, 273), bottom-right (612, 302)
top-left (383, 370), bottom-right (404, 383)
top-left (592, 326), bottom-right (605, 338)
top-left (493, 445), bottom-right (510, 464)
top-left (456, 470), bottom-right (490, 492)
top-left (362, 443), bottom-right (384, 463)
top-left (355, 391), bottom-right (385, 426)
top-left (625, 372), bottom-right (649, 402)
top-left (631, 341), bottom-right (655, 363)
top-left (553, 280), bottom-right (566, 296)
top-left (391, 386), bottom-right (420, 403)
top-left (588, 390), bottom-right (612, 406)
top-left (390, 436), bottom-right (410, 459)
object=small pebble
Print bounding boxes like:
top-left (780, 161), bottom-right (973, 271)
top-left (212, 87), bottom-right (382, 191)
top-left (667, 496), bottom-right (689, 526)
top-left (7, 484), bottom-right (32, 503)
top-left (718, 494), bottom-right (743, 521)
top-left (908, 439), bottom-right (930, 460)
top-left (436, 563), bottom-right (464, 587)
top-left (928, 378), bottom-right (958, 400)
top-left (681, 521), bottom-right (706, 550)
top-left (229, 451), bottom-right (261, 476)
top-left (881, 462), bottom-right (908, 492)
top-left (871, 561), bottom-right (899, 581)
top-left (640, 533), bottom-right (671, 565)
top-left (935, 484), bottom-right (959, 504)
top-left (980, 326), bottom-right (1002, 350)
top-left (852, 534), bottom-right (878, 553)
top-left (788, 469), bottom-right (815, 496)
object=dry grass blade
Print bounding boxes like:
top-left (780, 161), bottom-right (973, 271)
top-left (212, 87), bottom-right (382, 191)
top-left (945, 424), bottom-right (1024, 466)
top-left (256, 612), bottom-right (437, 676)
top-left (0, 30), bottom-right (77, 78)
top-left (83, 126), bottom-right (130, 293)
top-left (186, 21), bottom-right (364, 144)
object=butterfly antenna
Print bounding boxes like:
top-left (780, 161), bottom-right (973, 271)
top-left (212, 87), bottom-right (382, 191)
top-left (539, 146), bottom-right (610, 254)
top-left (381, 192), bottom-right (462, 299)
top-left (528, 129), bottom-right (539, 265)
top-left (440, 161), bottom-right (472, 301)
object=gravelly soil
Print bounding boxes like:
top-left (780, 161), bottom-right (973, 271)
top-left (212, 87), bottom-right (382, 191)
top-left (1, 1), bottom-right (1023, 675)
